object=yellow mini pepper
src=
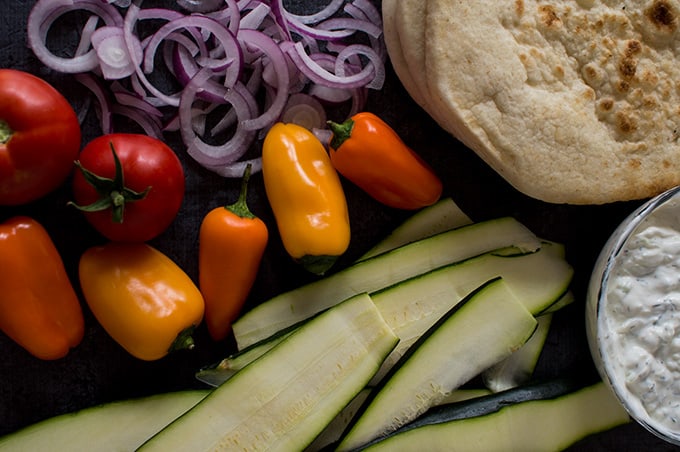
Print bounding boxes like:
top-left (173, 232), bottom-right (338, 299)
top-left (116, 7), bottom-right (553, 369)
top-left (79, 242), bottom-right (205, 361)
top-left (262, 122), bottom-right (350, 275)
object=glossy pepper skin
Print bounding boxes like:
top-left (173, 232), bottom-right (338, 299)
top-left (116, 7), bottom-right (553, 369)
top-left (199, 164), bottom-right (268, 341)
top-left (79, 243), bottom-right (205, 361)
top-left (262, 122), bottom-right (350, 275)
top-left (0, 217), bottom-right (84, 360)
top-left (328, 112), bottom-right (443, 210)
top-left (0, 69), bottom-right (81, 205)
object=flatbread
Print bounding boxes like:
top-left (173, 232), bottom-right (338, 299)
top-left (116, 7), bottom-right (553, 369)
top-left (393, 0), bottom-right (680, 204)
top-left (382, 0), bottom-right (428, 108)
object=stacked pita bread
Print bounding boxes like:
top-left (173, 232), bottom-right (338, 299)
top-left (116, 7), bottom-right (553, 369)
top-left (383, 0), bottom-right (680, 204)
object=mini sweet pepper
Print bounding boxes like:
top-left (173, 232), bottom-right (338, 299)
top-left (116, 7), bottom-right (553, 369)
top-left (262, 122), bottom-right (350, 275)
top-left (199, 164), bottom-right (268, 341)
top-left (0, 216), bottom-right (84, 360)
top-left (79, 242), bottom-right (205, 361)
top-left (328, 112), bottom-right (443, 210)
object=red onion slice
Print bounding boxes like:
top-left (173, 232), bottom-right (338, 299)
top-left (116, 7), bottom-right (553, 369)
top-left (27, 0), bottom-right (123, 74)
top-left (179, 68), bottom-right (256, 169)
top-left (28, 0), bottom-right (386, 178)
top-left (280, 93), bottom-right (327, 130)
top-left (91, 26), bottom-right (143, 80)
top-left (237, 29), bottom-right (290, 131)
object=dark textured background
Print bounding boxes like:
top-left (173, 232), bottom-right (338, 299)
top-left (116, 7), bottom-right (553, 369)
top-left (0, 1), bottom-right (676, 450)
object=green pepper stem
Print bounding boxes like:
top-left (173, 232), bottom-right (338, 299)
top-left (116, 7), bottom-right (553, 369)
top-left (168, 326), bottom-right (196, 353)
top-left (327, 118), bottom-right (355, 150)
top-left (226, 163), bottom-right (256, 219)
top-left (0, 119), bottom-right (12, 145)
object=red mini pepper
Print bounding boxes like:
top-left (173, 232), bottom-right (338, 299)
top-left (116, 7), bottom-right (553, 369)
top-left (199, 164), bottom-right (268, 341)
top-left (327, 112), bottom-right (443, 210)
top-left (0, 217), bottom-right (84, 360)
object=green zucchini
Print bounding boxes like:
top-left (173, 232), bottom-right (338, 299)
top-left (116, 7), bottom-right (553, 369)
top-left (359, 197), bottom-right (472, 260)
top-left (306, 387), bottom-right (496, 451)
top-left (0, 390), bottom-right (208, 452)
top-left (358, 380), bottom-right (630, 451)
top-left (198, 242), bottom-right (572, 388)
top-left (139, 293), bottom-right (398, 452)
top-left (482, 313), bottom-right (553, 393)
top-left (233, 217), bottom-right (541, 349)
top-left (337, 278), bottom-right (538, 451)
top-left (371, 242), bottom-right (570, 382)
top-left (541, 289), bottom-right (574, 314)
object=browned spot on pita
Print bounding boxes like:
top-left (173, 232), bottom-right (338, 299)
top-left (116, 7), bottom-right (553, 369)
top-left (628, 158), bottom-right (642, 169)
top-left (515, 0), bottom-right (524, 17)
top-left (625, 40), bottom-right (642, 57)
top-left (641, 68), bottom-right (659, 85)
top-left (619, 57), bottom-right (637, 79)
top-left (645, 0), bottom-right (678, 32)
top-left (598, 98), bottom-right (614, 112)
top-left (642, 95), bottom-right (658, 108)
top-left (663, 159), bottom-right (672, 169)
top-left (617, 111), bottom-right (638, 134)
top-left (617, 80), bottom-right (631, 93)
top-left (582, 87), bottom-right (596, 101)
top-left (538, 5), bottom-right (561, 28)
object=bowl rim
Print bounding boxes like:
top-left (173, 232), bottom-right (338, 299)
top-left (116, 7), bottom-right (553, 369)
top-left (588, 184), bottom-right (680, 445)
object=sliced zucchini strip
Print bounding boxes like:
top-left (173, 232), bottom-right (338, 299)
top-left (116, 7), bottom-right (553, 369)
top-left (233, 217), bottom-right (541, 349)
top-left (338, 278), bottom-right (538, 451)
top-left (140, 293), bottom-right (398, 452)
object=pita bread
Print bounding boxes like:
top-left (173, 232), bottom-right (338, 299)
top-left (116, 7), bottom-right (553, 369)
top-left (382, 0), bottom-right (428, 108)
top-left (385, 0), bottom-right (680, 204)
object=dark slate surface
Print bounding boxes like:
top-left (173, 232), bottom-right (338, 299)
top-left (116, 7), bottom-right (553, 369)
top-left (0, 1), bottom-right (676, 450)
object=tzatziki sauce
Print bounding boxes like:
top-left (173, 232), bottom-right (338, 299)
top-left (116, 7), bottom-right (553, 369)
top-left (601, 197), bottom-right (680, 440)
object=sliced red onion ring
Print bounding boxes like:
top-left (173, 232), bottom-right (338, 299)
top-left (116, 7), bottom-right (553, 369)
top-left (175, 0), bottom-right (225, 14)
top-left (237, 29), bottom-right (290, 131)
top-left (179, 68), bottom-right (257, 169)
top-left (335, 44), bottom-right (385, 89)
top-left (28, 0), bottom-right (123, 73)
top-left (28, 0), bottom-right (386, 178)
top-left (285, 0), bottom-right (345, 24)
top-left (282, 41), bottom-right (377, 90)
top-left (239, 3), bottom-right (271, 30)
top-left (142, 14), bottom-right (244, 96)
top-left (112, 104), bottom-right (164, 138)
top-left (91, 26), bottom-right (143, 80)
top-left (75, 73), bottom-right (114, 134)
top-left (280, 93), bottom-right (327, 130)
top-left (204, 157), bottom-right (263, 178)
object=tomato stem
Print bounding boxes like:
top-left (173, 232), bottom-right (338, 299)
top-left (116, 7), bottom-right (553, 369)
top-left (0, 119), bottom-right (12, 145)
top-left (68, 143), bottom-right (150, 224)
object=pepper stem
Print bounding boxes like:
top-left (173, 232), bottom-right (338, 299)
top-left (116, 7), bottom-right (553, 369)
top-left (0, 119), bottom-right (12, 145)
top-left (226, 163), bottom-right (256, 219)
top-left (168, 326), bottom-right (196, 353)
top-left (327, 118), bottom-right (355, 150)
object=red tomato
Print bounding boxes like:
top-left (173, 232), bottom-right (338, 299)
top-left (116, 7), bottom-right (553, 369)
top-left (0, 69), bottom-right (81, 205)
top-left (71, 133), bottom-right (185, 242)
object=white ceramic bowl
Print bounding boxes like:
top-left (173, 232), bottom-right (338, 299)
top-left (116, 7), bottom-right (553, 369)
top-left (587, 185), bottom-right (680, 446)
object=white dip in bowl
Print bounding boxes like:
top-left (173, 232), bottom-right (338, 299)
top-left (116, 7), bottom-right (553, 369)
top-left (587, 185), bottom-right (680, 445)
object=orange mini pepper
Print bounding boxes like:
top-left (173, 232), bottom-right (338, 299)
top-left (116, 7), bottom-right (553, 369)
top-left (199, 164), bottom-right (268, 341)
top-left (328, 112), bottom-right (443, 210)
top-left (79, 242), bottom-right (205, 361)
top-left (263, 122), bottom-right (350, 275)
top-left (0, 216), bottom-right (84, 360)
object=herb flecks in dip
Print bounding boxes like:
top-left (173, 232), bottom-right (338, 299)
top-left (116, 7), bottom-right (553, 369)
top-left (602, 197), bottom-right (680, 438)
